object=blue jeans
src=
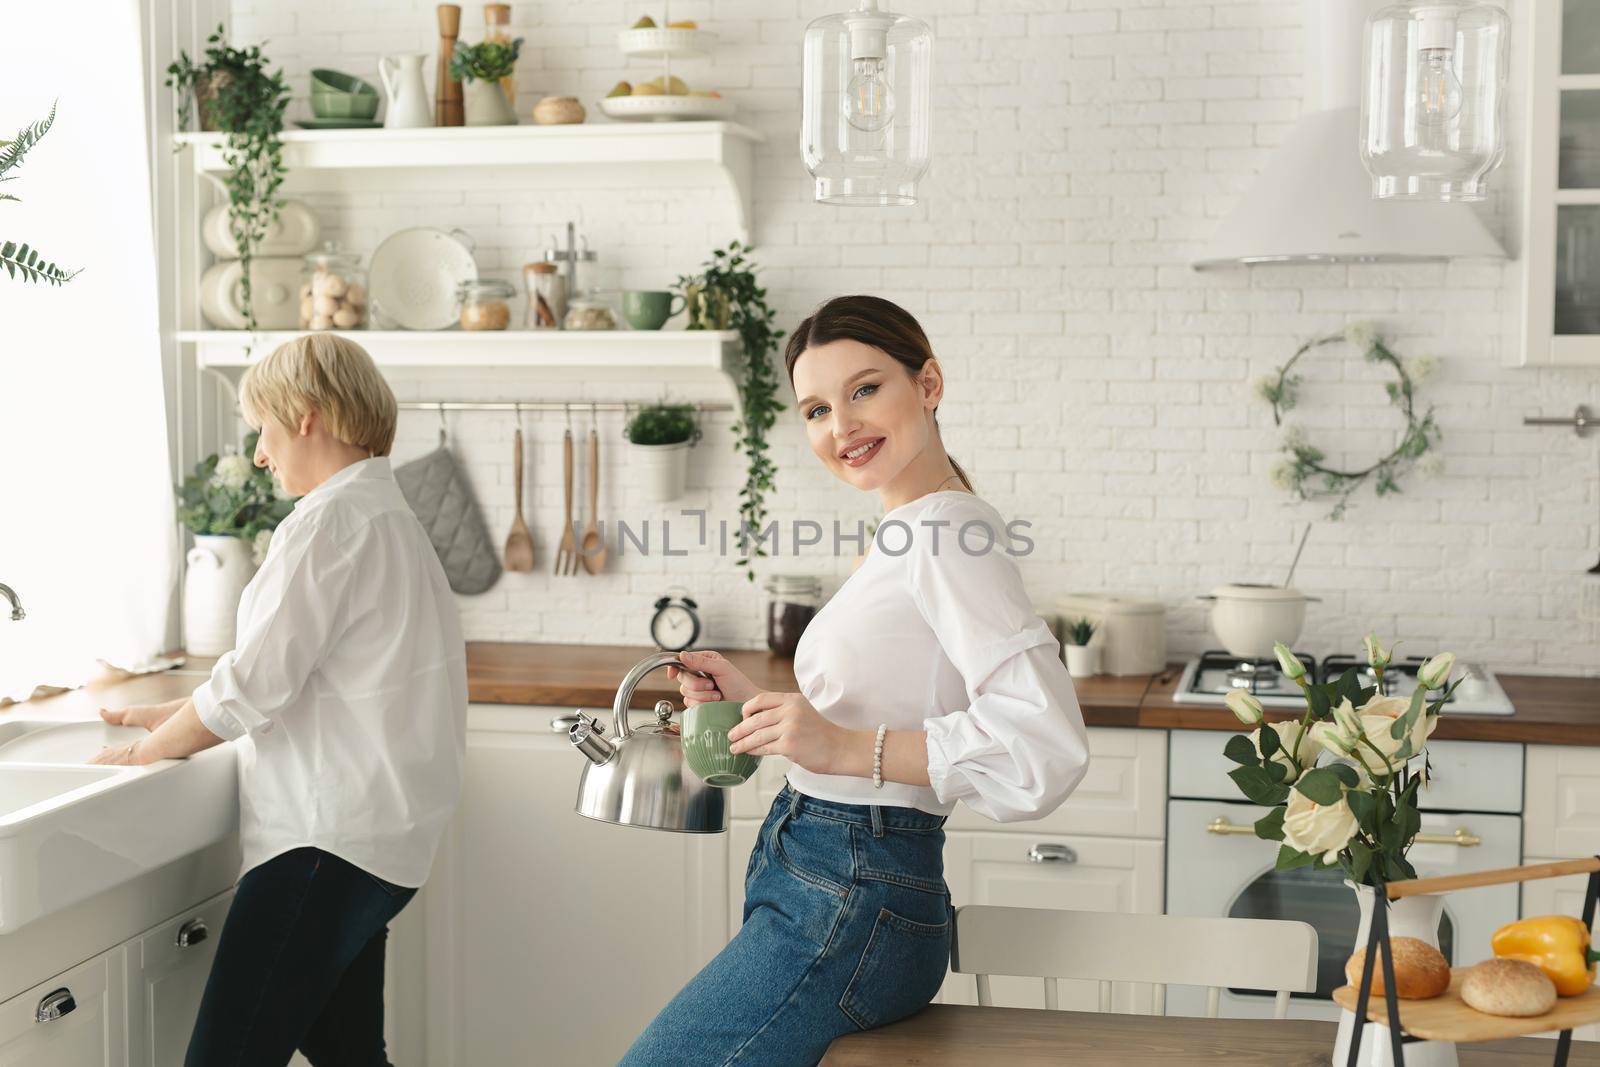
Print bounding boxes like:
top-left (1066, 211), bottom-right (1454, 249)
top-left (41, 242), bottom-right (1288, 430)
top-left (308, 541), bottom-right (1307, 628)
top-left (185, 847), bottom-right (417, 1067)
top-left (620, 785), bottom-right (952, 1067)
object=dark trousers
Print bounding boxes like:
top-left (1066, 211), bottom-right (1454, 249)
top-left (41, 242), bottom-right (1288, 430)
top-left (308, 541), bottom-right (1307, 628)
top-left (185, 846), bottom-right (417, 1067)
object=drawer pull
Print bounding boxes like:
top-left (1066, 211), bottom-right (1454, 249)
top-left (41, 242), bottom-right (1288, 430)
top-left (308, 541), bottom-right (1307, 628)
top-left (1027, 843), bottom-right (1077, 864)
top-left (36, 988), bottom-right (75, 1024)
top-left (1206, 816), bottom-right (1257, 837)
top-left (1206, 816), bottom-right (1481, 848)
top-left (177, 918), bottom-right (209, 948)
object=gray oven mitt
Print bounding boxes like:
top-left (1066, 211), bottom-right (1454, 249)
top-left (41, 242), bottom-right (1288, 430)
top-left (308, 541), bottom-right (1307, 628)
top-left (394, 440), bottom-right (502, 595)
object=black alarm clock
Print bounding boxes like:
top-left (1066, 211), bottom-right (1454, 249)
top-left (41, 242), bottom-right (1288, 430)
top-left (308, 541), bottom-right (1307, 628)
top-left (650, 588), bottom-right (701, 652)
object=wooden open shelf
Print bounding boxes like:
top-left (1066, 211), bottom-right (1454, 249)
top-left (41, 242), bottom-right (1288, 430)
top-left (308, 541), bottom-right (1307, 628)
top-left (1334, 971), bottom-right (1600, 1044)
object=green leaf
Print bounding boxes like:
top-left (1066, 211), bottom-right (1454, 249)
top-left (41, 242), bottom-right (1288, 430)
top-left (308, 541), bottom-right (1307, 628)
top-left (0, 102), bottom-right (56, 178)
top-left (1346, 789), bottom-right (1377, 831)
top-left (1328, 764), bottom-right (1360, 788)
top-left (1348, 839), bottom-right (1373, 884)
top-left (1254, 806), bottom-right (1286, 841)
top-left (1276, 845), bottom-right (1318, 871)
top-left (1335, 668), bottom-right (1361, 707)
top-left (1264, 759), bottom-right (1287, 782)
top-left (1257, 724), bottom-right (1280, 761)
top-left (1308, 686), bottom-right (1331, 719)
top-left (1223, 734), bottom-right (1260, 767)
top-left (1294, 767), bottom-right (1344, 806)
top-left (1228, 765), bottom-right (1290, 807)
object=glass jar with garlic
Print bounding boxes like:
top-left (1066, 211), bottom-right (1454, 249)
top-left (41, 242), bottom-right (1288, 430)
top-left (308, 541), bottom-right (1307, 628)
top-left (299, 244), bottom-right (368, 331)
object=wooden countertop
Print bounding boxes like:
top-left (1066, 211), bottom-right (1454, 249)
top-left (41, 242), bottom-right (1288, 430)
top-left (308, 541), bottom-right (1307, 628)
top-left (819, 1005), bottom-right (1600, 1066)
top-left (10, 643), bottom-right (1599, 748)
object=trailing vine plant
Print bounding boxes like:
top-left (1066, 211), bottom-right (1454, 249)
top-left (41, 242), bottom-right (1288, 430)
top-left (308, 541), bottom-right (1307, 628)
top-left (1, 101), bottom-right (80, 285)
top-left (677, 242), bottom-right (785, 581)
top-left (167, 26), bottom-right (290, 333)
top-left (1255, 322), bottom-right (1440, 520)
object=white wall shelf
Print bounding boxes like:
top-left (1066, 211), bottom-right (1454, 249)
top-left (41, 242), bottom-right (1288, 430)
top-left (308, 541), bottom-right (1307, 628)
top-left (176, 328), bottom-right (741, 395)
top-left (172, 121), bottom-right (764, 244)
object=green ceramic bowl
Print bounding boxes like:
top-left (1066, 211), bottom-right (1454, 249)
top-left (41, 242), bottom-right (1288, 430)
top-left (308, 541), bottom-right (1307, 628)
top-left (682, 701), bottom-right (760, 787)
top-left (310, 69), bottom-right (379, 120)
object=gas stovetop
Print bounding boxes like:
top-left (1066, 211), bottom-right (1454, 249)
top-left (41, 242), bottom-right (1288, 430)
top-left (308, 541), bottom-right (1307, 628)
top-left (1172, 650), bottom-right (1515, 715)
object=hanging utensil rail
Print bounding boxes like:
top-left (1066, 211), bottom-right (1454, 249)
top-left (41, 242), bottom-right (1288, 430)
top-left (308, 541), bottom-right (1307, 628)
top-left (1522, 406), bottom-right (1592, 437)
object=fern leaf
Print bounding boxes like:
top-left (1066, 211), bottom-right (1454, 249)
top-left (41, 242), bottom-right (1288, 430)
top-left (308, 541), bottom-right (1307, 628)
top-left (0, 239), bottom-right (79, 285)
top-left (0, 102), bottom-right (56, 178)
top-left (0, 194), bottom-right (16, 203)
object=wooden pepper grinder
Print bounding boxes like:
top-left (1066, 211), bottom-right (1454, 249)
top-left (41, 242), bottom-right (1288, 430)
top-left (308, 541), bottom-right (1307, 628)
top-left (436, 4), bottom-right (464, 127)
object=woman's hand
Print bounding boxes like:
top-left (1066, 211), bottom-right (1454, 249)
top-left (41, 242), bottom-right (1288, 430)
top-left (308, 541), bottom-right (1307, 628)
top-left (667, 649), bottom-right (759, 707)
top-left (99, 697), bottom-right (184, 733)
top-left (90, 739), bottom-right (154, 766)
top-left (729, 691), bottom-right (853, 776)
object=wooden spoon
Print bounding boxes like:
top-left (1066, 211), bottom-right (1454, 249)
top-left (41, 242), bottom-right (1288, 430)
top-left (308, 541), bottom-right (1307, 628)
top-left (581, 427), bottom-right (608, 573)
top-left (504, 427), bottom-right (534, 572)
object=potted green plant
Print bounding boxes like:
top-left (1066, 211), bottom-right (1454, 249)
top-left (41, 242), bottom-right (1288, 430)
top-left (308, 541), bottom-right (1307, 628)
top-left (626, 403), bottom-right (701, 502)
top-left (1062, 617), bottom-right (1099, 677)
top-left (449, 38), bottom-right (523, 126)
top-left (676, 242), bottom-right (785, 580)
top-left (176, 432), bottom-right (296, 654)
top-left (1, 102), bottom-right (80, 286)
top-left (166, 27), bottom-right (290, 333)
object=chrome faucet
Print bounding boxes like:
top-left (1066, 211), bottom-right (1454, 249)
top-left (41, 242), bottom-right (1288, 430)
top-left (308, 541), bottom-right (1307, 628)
top-left (0, 583), bottom-right (22, 621)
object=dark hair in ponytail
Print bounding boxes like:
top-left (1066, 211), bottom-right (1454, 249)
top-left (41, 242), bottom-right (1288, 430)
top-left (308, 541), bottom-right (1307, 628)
top-left (783, 295), bottom-right (974, 492)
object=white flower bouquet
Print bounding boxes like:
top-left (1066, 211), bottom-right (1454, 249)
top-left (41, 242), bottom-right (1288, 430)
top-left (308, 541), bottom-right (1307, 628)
top-left (175, 431), bottom-right (296, 547)
top-left (1222, 635), bottom-right (1459, 885)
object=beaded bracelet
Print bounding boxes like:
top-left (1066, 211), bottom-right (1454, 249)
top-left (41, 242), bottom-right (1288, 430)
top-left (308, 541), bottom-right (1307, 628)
top-left (872, 724), bottom-right (887, 789)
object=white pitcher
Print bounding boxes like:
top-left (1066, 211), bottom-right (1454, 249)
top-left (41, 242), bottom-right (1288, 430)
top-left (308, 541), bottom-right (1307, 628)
top-left (184, 535), bottom-right (257, 656)
top-left (379, 53), bottom-right (432, 129)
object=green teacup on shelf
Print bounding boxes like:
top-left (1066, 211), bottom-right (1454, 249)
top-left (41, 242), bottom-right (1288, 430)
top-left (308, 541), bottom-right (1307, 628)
top-left (623, 289), bottom-right (685, 331)
top-left (682, 700), bottom-right (760, 787)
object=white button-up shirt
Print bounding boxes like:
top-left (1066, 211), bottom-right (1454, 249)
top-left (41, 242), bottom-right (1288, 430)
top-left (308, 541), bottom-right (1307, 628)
top-left (192, 457), bottom-right (467, 887)
top-left (788, 491), bottom-right (1091, 822)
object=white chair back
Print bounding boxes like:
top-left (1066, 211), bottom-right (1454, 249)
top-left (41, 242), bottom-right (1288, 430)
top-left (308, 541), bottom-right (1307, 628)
top-left (950, 905), bottom-right (1319, 1019)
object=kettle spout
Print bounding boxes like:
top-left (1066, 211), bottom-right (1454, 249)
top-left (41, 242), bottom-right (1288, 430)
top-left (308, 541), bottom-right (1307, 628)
top-left (569, 711), bottom-right (615, 766)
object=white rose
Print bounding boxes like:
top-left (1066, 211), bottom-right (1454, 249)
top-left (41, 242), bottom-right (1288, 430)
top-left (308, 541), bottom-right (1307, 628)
top-left (1275, 642), bottom-right (1307, 681)
top-left (212, 453), bottom-right (253, 490)
top-left (1330, 694), bottom-right (1438, 778)
top-left (1227, 689), bottom-right (1265, 726)
top-left (1256, 719), bottom-right (1319, 784)
top-left (1282, 787), bottom-right (1360, 863)
top-left (1362, 633), bottom-right (1392, 670)
top-left (1417, 652), bottom-right (1456, 691)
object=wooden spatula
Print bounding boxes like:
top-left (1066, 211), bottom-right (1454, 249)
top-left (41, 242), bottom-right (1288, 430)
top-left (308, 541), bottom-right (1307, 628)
top-left (581, 427), bottom-right (608, 573)
top-left (554, 428), bottom-right (579, 575)
top-left (504, 427), bottom-right (534, 572)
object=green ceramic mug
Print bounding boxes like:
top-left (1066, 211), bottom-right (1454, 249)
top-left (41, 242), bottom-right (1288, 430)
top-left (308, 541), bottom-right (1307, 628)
top-left (682, 700), bottom-right (760, 787)
top-left (623, 289), bottom-right (686, 331)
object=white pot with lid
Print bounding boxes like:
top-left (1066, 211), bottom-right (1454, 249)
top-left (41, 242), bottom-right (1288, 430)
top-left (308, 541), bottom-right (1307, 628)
top-left (1199, 584), bottom-right (1318, 661)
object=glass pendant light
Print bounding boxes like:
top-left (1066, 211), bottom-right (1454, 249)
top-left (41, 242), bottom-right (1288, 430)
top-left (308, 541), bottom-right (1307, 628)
top-left (1360, 1), bottom-right (1509, 201)
top-left (802, 0), bottom-right (932, 206)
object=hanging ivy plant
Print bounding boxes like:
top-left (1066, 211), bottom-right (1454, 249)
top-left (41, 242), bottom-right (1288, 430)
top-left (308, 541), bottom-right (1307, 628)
top-left (167, 26), bottom-right (290, 334)
top-left (677, 242), bottom-right (785, 580)
top-left (1256, 323), bottom-right (1441, 520)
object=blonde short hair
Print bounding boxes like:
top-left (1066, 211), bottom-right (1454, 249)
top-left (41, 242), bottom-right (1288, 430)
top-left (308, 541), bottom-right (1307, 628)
top-left (239, 334), bottom-right (397, 457)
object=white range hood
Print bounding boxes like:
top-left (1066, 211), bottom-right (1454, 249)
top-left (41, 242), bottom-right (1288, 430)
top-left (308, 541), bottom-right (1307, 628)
top-left (1191, 0), bottom-right (1505, 270)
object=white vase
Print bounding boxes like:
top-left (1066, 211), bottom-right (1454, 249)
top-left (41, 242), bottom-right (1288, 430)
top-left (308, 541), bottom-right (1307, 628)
top-left (463, 77), bottom-right (518, 126)
top-left (1333, 882), bottom-right (1459, 1067)
top-left (1065, 643), bottom-right (1100, 677)
top-left (184, 534), bottom-right (257, 656)
top-left (633, 441), bottom-right (691, 502)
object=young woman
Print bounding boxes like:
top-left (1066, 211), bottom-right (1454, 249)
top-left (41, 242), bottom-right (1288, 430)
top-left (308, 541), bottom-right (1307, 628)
top-left (619, 295), bottom-right (1091, 1067)
top-left (93, 334), bottom-right (467, 1067)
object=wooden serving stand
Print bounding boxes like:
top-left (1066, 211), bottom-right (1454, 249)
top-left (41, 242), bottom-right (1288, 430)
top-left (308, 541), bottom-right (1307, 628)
top-left (1333, 857), bottom-right (1600, 1067)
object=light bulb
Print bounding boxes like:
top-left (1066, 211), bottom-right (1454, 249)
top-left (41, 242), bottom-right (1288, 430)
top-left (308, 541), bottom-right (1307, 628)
top-left (844, 56), bottom-right (894, 132)
top-left (1414, 47), bottom-right (1463, 128)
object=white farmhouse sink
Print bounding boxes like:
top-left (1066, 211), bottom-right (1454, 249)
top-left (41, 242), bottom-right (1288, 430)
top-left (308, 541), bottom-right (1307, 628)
top-left (0, 719), bottom-right (237, 934)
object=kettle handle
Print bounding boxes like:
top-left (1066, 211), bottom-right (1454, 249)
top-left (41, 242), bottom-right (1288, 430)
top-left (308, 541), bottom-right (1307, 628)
top-left (611, 650), bottom-right (709, 741)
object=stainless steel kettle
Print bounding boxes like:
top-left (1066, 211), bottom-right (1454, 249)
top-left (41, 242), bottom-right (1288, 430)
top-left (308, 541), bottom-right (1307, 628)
top-left (569, 650), bottom-right (728, 833)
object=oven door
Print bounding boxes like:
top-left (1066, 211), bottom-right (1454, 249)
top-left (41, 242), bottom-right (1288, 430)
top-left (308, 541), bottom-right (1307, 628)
top-left (1164, 798), bottom-right (1521, 1021)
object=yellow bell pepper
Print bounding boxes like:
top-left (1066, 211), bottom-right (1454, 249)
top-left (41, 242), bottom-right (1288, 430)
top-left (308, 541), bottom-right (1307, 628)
top-left (1491, 915), bottom-right (1600, 997)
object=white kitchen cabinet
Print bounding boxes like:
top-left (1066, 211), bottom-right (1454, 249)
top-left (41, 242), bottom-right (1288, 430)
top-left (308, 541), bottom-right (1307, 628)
top-left (1519, 0), bottom-right (1600, 364)
top-left (1524, 745), bottom-right (1600, 857)
top-left (938, 830), bottom-right (1164, 1012)
top-left (415, 704), bottom-right (727, 1067)
top-left (0, 950), bottom-right (126, 1067)
top-left (124, 890), bottom-right (232, 1067)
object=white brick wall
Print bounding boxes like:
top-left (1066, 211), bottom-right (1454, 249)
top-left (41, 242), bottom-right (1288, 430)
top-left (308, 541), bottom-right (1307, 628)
top-left (228, 0), bottom-right (1600, 675)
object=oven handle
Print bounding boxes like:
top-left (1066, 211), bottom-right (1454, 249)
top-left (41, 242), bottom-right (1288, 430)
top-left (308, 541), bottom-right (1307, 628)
top-left (1204, 816), bottom-right (1481, 848)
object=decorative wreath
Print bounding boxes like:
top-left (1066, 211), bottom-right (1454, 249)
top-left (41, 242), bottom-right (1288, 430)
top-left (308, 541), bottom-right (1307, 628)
top-left (1255, 323), bottom-right (1441, 520)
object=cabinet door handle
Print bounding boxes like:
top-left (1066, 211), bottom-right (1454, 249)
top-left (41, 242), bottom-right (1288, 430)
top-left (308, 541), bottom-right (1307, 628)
top-left (177, 918), bottom-right (210, 948)
top-left (1027, 843), bottom-right (1077, 864)
top-left (1414, 828), bottom-right (1482, 848)
top-left (1206, 816), bottom-right (1257, 837)
top-left (36, 988), bottom-right (75, 1024)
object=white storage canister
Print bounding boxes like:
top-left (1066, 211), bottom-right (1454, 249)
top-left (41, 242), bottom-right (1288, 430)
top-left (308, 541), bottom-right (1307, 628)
top-left (1054, 593), bottom-right (1167, 676)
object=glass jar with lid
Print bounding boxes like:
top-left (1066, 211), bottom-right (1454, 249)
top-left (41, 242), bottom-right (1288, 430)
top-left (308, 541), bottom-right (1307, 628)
top-left (457, 279), bottom-right (515, 330)
top-left (563, 294), bottom-right (617, 331)
top-left (522, 261), bottom-right (566, 329)
top-left (765, 575), bottom-right (823, 657)
top-left (300, 243), bottom-right (367, 330)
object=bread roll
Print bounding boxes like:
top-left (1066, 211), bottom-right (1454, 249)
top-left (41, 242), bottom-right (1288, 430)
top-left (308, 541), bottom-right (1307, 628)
top-left (1461, 958), bottom-right (1558, 1017)
top-left (1345, 937), bottom-right (1451, 999)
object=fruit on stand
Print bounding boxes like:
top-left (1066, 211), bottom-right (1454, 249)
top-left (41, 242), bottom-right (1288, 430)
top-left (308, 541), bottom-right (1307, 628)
top-left (636, 75), bottom-right (688, 95)
top-left (667, 19), bottom-right (697, 28)
top-left (631, 15), bottom-right (656, 28)
top-left (607, 81), bottom-right (632, 98)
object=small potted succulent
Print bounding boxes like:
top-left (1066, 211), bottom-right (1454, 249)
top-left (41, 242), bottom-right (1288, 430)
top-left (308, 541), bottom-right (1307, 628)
top-left (626, 403), bottom-right (700, 502)
top-left (1062, 617), bottom-right (1100, 677)
top-left (449, 37), bottom-right (523, 126)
